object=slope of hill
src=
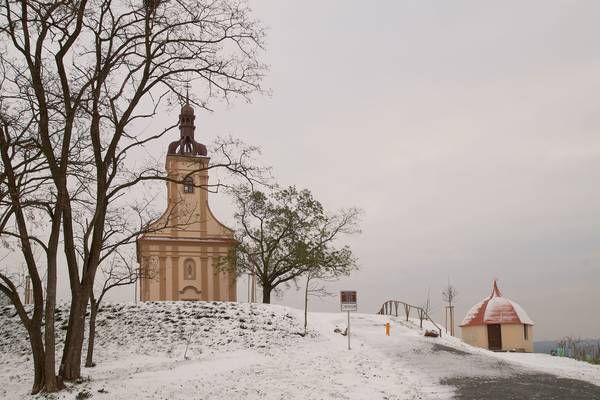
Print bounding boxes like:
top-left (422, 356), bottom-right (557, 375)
top-left (1, 302), bottom-right (599, 400)
top-left (0, 301), bottom-right (307, 399)
top-left (1, 301), bottom-right (305, 359)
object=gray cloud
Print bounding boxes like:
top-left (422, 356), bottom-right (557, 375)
top-left (108, 0), bottom-right (600, 340)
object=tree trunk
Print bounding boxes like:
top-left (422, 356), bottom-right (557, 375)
top-left (28, 324), bottom-right (45, 395)
top-left (4, 279), bottom-right (48, 393)
top-left (450, 306), bottom-right (455, 336)
top-left (262, 286), bottom-right (271, 304)
top-left (59, 292), bottom-right (88, 380)
top-left (43, 259), bottom-right (60, 391)
top-left (303, 277), bottom-right (309, 334)
top-left (85, 299), bottom-right (98, 368)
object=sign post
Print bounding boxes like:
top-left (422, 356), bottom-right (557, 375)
top-left (340, 290), bottom-right (357, 350)
top-left (347, 309), bottom-right (350, 350)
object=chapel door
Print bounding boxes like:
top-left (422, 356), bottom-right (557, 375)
top-left (487, 324), bottom-right (502, 351)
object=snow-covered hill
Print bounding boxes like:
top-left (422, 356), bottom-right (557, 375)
top-left (1, 301), bottom-right (308, 399)
top-left (1, 302), bottom-right (599, 400)
top-left (1, 301), bottom-right (306, 360)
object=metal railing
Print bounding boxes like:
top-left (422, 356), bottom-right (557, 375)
top-left (377, 300), bottom-right (443, 337)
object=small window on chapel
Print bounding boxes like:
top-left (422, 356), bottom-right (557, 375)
top-left (183, 176), bottom-right (194, 193)
top-left (524, 324), bottom-right (528, 340)
top-left (184, 259), bottom-right (196, 280)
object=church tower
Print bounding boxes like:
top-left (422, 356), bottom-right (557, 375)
top-left (137, 100), bottom-right (237, 302)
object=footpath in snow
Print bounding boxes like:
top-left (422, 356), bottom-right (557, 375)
top-left (1, 302), bottom-right (599, 399)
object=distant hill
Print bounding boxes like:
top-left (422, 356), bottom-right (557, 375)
top-left (535, 339), bottom-right (599, 354)
top-left (534, 340), bottom-right (559, 354)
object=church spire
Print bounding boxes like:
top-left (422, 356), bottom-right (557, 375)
top-left (179, 98), bottom-right (195, 138)
top-left (166, 87), bottom-right (207, 156)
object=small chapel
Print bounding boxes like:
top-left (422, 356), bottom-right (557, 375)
top-left (460, 280), bottom-right (534, 352)
top-left (136, 99), bottom-right (237, 302)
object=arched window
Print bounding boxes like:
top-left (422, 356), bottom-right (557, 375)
top-left (184, 259), bottom-right (196, 280)
top-left (183, 176), bottom-right (194, 193)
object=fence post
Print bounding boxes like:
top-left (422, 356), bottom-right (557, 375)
top-left (378, 300), bottom-right (444, 337)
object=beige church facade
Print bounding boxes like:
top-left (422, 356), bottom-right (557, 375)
top-left (136, 102), bottom-right (236, 302)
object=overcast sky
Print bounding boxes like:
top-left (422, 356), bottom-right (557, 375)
top-left (111, 1), bottom-right (600, 340)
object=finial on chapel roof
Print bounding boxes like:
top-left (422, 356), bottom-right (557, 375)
top-left (491, 279), bottom-right (502, 297)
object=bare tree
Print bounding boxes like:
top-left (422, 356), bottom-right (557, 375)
top-left (302, 254), bottom-right (358, 335)
top-left (423, 287), bottom-right (433, 316)
top-left (303, 274), bottom-right (331, 334)
top-left (558, 337), bottom-right (583, 360)
top-left (0, 108), bottom-right (63, 392)
top-left (82, 190), bottom-right (231, 368)
top-left (0, 0), bottom-right (267, 392)
top-left (80, 172), bottom-right (204, 369)
top-left (558, 337), bottom-right (600, 363)
top-left (418, 287), bottom-right (433, 328)
top-left (84, 250), bottom-right (154, 368)
top-left (442, 280), bottom-right (458, 336)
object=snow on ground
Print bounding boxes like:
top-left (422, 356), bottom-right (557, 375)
top-left (0, 301), bottom-right (306, 399)
top-left (1, 301), bottom-right (303, 358)
top-left (1, 302), bottom-right (599, 399)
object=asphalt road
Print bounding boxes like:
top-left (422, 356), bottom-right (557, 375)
top-left (431, 341), bottom-right (600, 399)
top-left (361, 315), bottom-right (600, 400)
top-left (444, 373), bottom-right (600, 400)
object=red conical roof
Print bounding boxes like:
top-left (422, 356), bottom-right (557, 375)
top-left (460, 280), bottom-right (533, 327)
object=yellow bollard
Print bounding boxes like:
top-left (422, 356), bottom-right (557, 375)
top-left (385, 322), bottom-right (390, 336)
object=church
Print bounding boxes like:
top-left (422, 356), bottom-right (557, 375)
top-left (136, 100), bottom-right (237, 302)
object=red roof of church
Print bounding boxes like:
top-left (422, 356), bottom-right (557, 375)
top-left (459, 280), bottom-right (533, 327)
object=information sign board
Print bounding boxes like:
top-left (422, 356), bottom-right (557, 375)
top-left (340, 290), bottom-right (357, 312)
